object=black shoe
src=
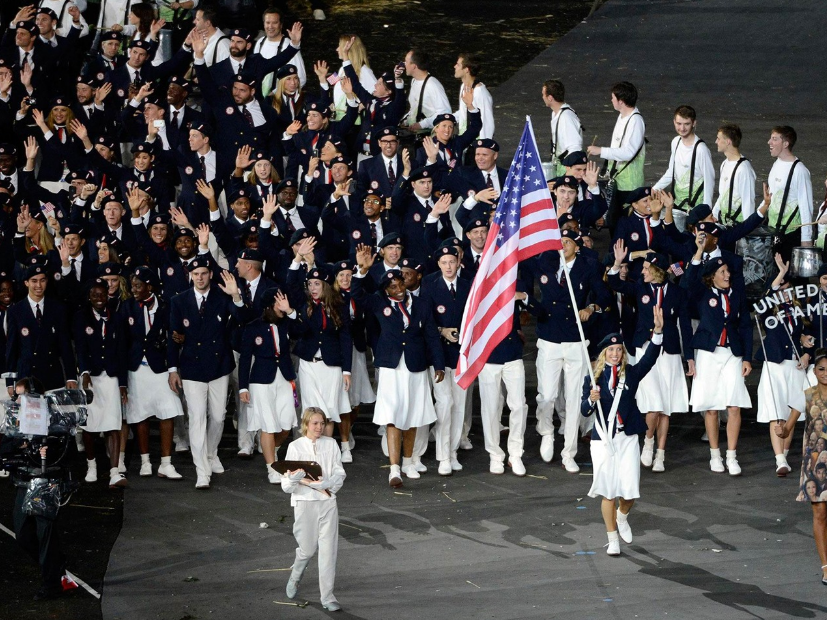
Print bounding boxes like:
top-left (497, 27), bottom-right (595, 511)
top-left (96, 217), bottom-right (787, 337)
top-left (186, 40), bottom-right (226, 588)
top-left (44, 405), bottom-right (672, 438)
top-left (34, 586), bottom-right (67, 601)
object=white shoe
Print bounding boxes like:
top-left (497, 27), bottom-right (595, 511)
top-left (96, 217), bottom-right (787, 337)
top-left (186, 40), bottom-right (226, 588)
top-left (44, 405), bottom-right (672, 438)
top-left (267, 468), bottom-right (280, 484)
top-left (388, 464), bottom-right (403, 488)
top-left (210, 457), bottom-right (225, 474)
top-left (459, 438), bottom-right (473, 450)
top-left (701, 432), bottom-right (709, 442)
top-left (378, 425), bottom-right (386, 436)
top-left (117, 456), bottom-right (127, 474)
top-left (85, 462), bottom-right (97, 483)
top-left (286, 575), bottom-right (301, 599)
top-left (237, 448), bottom-right (253, 460)
top-left (438, 460), bottom-right (452, 476)
top-left (710, 456), bottom-right (725, 473)
top-left (562, 457), bottom-right (580, 473)
top-left (429, 428), bottom-right (436, 442)
top-left (775, 455), bottom-right (791, 477)
top-left (341, 448), bottom-right (353, 464)
top-left (489, 459), bottom-right (505, 475)
top-left (652, 450), bottom-right (665, 473)
top-left (540, 435), bottom-right (554, 463)
top-left (109, 472), bottom-right (128, 489)
top-left (381, 433), bottom-right (389, 457)
top-left (616, 510), bottom-right (633, 543)
top-left (640, 437), bottom-right (654, 467)
top-left (0, 470), bottom-right (9, 478)
top-left (313, 8), bottom-right (326, 20)
top-left (606, 531), bottom-right (621, 556)
top-left (347, 435), bottom-right (355, 450)
top-left (402, 464), bottom-right (420, 479)
top-left (195, 475), bottom-right (211, 489)
top-left (157, 463), bottom-right (183, 479)
top-left (175, 442), bottom-right (190, 453)
top-left (727, 457), bottom-right (742, 476)
top-left (413, 458), bottom-right (427, 473)
top-left (509, 457), bottom-right (526, 477)
top-left (450, 455), bottom-right (463, 471)
top-left (139, 461), bottom-right (152, 477)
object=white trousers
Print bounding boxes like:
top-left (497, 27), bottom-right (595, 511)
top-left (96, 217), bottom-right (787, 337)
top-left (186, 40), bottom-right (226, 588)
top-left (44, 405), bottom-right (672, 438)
top-left (535, 339), bottom-right (589, 460)
top-left (182, 376), bottom-right (229, 479)
top-left (232, 351), bottom-right (255, 452)
top-left (292, 500), bottom-right (339, 606)
top-left (478, 360), bottom-right (527, 462)
top-left (429, 367), bottom-right (467, 461)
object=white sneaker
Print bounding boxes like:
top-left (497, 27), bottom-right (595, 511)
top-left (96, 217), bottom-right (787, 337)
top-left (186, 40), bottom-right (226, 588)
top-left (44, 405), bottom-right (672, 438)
top-left (109, 472), bottom-right (128, 489)
top-left (459, 438), bottom-right (473, 450)
top-left (775, 455), bottom-right (791, 477)
top-left (347, 435), bottom-right (355, 450)
top-left (489, 459), bottom-right (505, 475)
top-left (267, 468), bottom-right (280, 484)
top-left (0, 469), bottom-right (9, 478)
top-left (727, 457), bottom-right (742, 476)
top-left (210, 457), bottom-right (225, 474)
top-left (616, 510), bottom-right (633, 543)
top-left (562, 457), bottom-right (580, 473)
top-left (388, 464), bottom-right (403, 488)
top-left (117, 456), bottom-right (127, 474)
top-left (175, 442), bottom-right (190, 453)
top-left (313, 8), bottom-right (326, 20)
top-left (450, 455), bottom-right (463, 471)
top-left (413, 458), bottom-right (427, 473)
top-left (540, 435), bottom-right (554, 463)
top-left (710, 456), bottom-right (725, 473)
top-left (85, 462), bottom-right (97, 483)
top-left (652, 450), bottom-right (665, 473)
top-left (438, 460), bottom-right (452, 476)
top-left (195, 475), bottom-right (211, 489)
top-left (701, 432), bottom-right (709, 442)
top-left (286, 575), bottom-right (301, 599)
top-left (341, 448), bottom-right (353, 463)
top-left (139, 461), bottom-right (152, 477)
top-left (381, 433), bottom-right (389, 457)
top-left (509, 457), bottom-right (526, 477)
top-left (640, 437), bottom-right (654, 467)
top-left (157, 463), bottom-right (183, 479)
top-left (402, 464), bottom-right (420, 479)
top-left (606, 531), bottom-right (621, 556)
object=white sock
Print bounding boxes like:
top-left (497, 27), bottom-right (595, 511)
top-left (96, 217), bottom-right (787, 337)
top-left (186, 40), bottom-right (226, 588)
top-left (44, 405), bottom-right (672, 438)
top-left (783, 448), bottom-right (789, 457)
top-left (87, 458), bottom-right (96, 467)
top-left (161, 456), bottom-right (172, 465)
top-left (655, 449), bottom-right (665, 459)
top-left (607, 530), bottom-right (619, 543)
top-left (402, 457), bottom-right (412, 468)
top-left (616, 509), bottom-right (628, 522)
top-left (341, 442), bottom-right (349, 451)
top-left (710, 448), bottom-right (721, 459)
top-left (775, 453), bottom-right (787, 465)
top-left (118, 451), bottom-right (126, 464)
top-left (109, 467), bottom-right (119, 477)
top-left (644, 436), bottom-right (654, 447)
top-left (726, 450), bottom-right (737, 460)
top-left (141, 453), bottom-right (150, 464)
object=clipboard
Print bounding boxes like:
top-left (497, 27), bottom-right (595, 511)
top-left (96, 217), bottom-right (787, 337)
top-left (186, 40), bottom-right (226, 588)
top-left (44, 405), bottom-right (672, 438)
top-left (271, 460), bottom-right (323, 481)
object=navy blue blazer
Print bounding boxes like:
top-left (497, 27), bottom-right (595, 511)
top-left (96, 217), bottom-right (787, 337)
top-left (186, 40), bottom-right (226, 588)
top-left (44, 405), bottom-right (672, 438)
top-left (282, 105), bottom-right (358, 179)
top-left (290, 300), bottom-right (353, 372)
top-left (355, 153), bottom-right (405, 203)
top-left (613, 213), bottom-right (662, 280)
top-left (657, 210), bottom-right (764, 255)
top-left (167, 288), bottom-right (247, 382)
top-left (419, 276), bottom-right (470, 369)
top-left (238, 317), bottom-right (297, 389)
top-left (119, 296), bottom-right (171, 374)
top-left (5, 297), bottom-right (76, 391)
top-left (343, 62), bottom-right (406, 156)
top-left (340, 288), bottom-right (368, 353)
top-left (350, 275), bottom-right (444, 372)
top-left (414, 111), bottom-right (483, 169)
top-left (486, 304), bottom-right (525, 365)
top-left (209, 45), bottom-right (298, 92)
top-left (580, 336), bottom-right (662, 438)
top-left (754, 289), bottom-right (804, 364)
top-left (73, 307), bottom-right (127, 385)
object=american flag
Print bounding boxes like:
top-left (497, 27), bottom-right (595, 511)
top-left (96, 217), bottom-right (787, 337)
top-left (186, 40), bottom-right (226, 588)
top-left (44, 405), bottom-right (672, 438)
top-left (456, 118), bottom-right (562, 389)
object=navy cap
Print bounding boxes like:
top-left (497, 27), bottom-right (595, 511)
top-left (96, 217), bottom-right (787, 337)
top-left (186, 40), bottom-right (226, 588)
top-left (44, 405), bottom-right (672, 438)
top-left (131, 265), bottom-right (158, 287)
top-left (98, 262), bottom-right (123, 277)
top-left (168, 75), bottom-right (191, 91)
top-left (463, 218), bottom-right (488, 234)
top-left (378, 269), bottom-right (404, 290)
top-left (24, 263), bottom-right (49, 280)
top-left (62, 223), bottom-right (85, 238)
top-left (330, 155), bottom-right (352, 168)
top-left (695, 221), bottom-right (722, 237)
top-left (261, 287), bottom-right (282, 307)
top-left (626, 186), bottom-right (652, 205)
top-left (561, 229), bottom-right (583, 246)
top-left (36, 8), bottom-right (59, 20)
top-left (144, 93), bottom-right (166, 108)
top-left (378, 71), bottom-right (395, 87)
top-left (229, 188), bottom-right (251, 204)
top-left (149, 213), bottom-right (171, 227)
top-left (597, 332), bottom-right (624, 351)
top-left (553, 175), bottom-right (579, 190)
top-left (435, 246), bottom-right (460, 260)
top-left (377, 126), bottom-right (399, 139)
top-left (96, 135), bottom-right (117, 151)
top-left (50, 96), bottom-right (70, 109)
top-left (276, 178), bottom-right (298, 193)
top-left (16, 21), bottom-right (38, 36)
top-left (324, 136), bottom-right (345, 152)
top-left (686, 203), bottom-right (713, 227)
top-left (438, 237), bottom-right (461, 250)
top-left (100, 31), bottom-right (123, 42)
top-left (238, 248), bottom-right (262, 262)
top-left (558, 212), bottom-right (577, 227)
top-left (289, 228), bottom-right (317, 246)
top-left (189, 122), bottom-right (213, 138)
top-left (701, 256), bottom-right (727, 278)
top-left (474, 138), bottom-right (499, 152)
top-left (131, 142), bottom-right (154, 155)
top-left (239, 220), bottom-right (260, 237)
top-left (306, 100), bottom-right (331, 118)
top-left (334, 260), bottom-right (354, 275)
top-left (562, 151), bottom-right (588, 167)
top-left (86, 277), bottom-right (109, 294)
top-left (186, 256), bottom-right (211, 272)
top-left (230, 28), bottom-right (253, 42)
top-left (306, 266), bottom-right (332, 284)
top-left (77, 73), bottom-right (104, 88)
top-left (409, 167), bottom-right (432, 183)
top-left (276, 65), bottom-right (298, 79)
top-left (433, 113), bottom-right (456, 126)
top-left (129, 39), bottom-right (153, 52)
top-left (0, 143), bottom-right (16, 157)
top-left (0, 270), bottom-right (14, 284)
top-left (173, 227), bottom-right (196, 240)
top-left (364, 189), bottom-right (385, 203)
top-left (817, 264), bottom-right (827, 278)
top-left (643, 252), bottom-right (668, 268)
top-left (378, 234), bottom-right (403, 249)
top-left (234, 73), bottom-right (257, 88)
top-left (400, 258), bottom-right (423, 273)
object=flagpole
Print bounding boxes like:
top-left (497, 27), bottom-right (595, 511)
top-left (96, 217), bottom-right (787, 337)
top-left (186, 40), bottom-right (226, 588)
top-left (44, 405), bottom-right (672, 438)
top-left (558, 249), bottom-right (613, 449)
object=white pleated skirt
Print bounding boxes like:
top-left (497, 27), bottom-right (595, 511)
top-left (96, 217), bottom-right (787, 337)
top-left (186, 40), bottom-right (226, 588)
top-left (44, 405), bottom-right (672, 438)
top-left (588, 432), bottom-right (641, 500)
top-left (298, 360), bottom-right (350, 423)
top-left (635, 344), bottom-right (688, 416)
top-left (348, 347), bottom-right (376, 407)
top-left (690, 347), bottom-right (752, 411)
top-left (247, 370), bottom-right (297, 433)
top-left (82, 372), bottom-right (122, 432)
top-left (757, 359), bottom-right (807, 422)
top-left (125, 365), bottom-right (184, 424)
top-left (373, 354), bottom-right (437, 430)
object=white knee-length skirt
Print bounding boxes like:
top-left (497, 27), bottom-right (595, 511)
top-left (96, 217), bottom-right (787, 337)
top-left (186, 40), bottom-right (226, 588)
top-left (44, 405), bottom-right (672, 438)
top-left (373, 354), bottom-right (437, 430)
top-left (690, 347), bottom-right (752, 411)
top-left (82, 372), bottom-right (122, 432)
top-left (757, 359), bottom-right (807, 422)
top-left (588, 432), bottom-right (641, 500)
top-left (348, 347), bottom-right (376, 407)
top-left (298, 360), bottom-right (350, 423)
top-left (635, 345), bottom-right (688, 416)
top-left (247, 370), bottom-right (297, 433)
top-left (125, 365), bottom-right (184, 424)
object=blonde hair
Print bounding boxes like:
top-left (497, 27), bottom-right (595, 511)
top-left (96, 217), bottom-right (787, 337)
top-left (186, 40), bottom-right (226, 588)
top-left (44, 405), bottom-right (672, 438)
top-left (340, 34), bottom-right (370, 71)
top-left (26, 223), bottom-right (55, 254)
top-left (47, 107), bottom-right (76, 133)
top-left (271, 76), bottom-right (301, 115)
top-left (592, 346), bottom-right (628, 381)
top-left (300, 407), bottom-right (327, 435)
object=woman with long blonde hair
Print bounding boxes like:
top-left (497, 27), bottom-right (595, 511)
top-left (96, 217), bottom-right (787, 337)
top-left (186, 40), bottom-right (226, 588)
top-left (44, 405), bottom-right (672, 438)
top-left (12, 208), bottom-right (55, 259)
top-left (332, 34), bottom-right (376, 121)
top-left (581, 306), bottom-right (664, 556)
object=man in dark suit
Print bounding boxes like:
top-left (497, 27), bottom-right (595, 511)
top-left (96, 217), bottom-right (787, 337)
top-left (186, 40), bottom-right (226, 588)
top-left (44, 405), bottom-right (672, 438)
top-left (54, 222), bottom-right (95, 313)
top-left (0, 20), bottom-right (57, 101)
top-left (73, 75), bottom-right (110, 142)
top-left (5, 263), bottom-right (77, 394)
top-left (83, 30), bottom-right (125, 78)
top-left (355, 126), bottom-right (405, 205)
top-left (167, 257), bottom-right (248, 489)
top-left (209, 25), bottom-right (300, 92)
top-left (164, 76), bottom-right (204, 154)
top-left (449, 138), bottom-right (509, 230)
top-left (105, 39), bottom-right (192, 111)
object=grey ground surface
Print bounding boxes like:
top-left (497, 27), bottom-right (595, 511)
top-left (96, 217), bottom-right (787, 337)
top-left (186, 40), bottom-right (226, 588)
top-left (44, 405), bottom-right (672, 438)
top-left (102, 1), bottom-right (827, 619)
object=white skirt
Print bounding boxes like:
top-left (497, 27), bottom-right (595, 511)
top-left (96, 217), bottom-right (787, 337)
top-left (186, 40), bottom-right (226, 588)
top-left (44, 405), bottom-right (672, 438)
top-left (757, 359), bottom-right (807, 422)
top-left (690, 347), bottom-right (752, 411)
top-left (298, 360), bottom-right (350, 423)
top-left (635, 345), bottom-right (688, 416)
top-left (247, 370), bottom-right (297, 433)
top-left (125, 365), bottom-right (184, 424)
top-left (82, 372), bottom-right (122, 432)
top-left (588, 432), bottom-right (641, 500)
top-left (373, 354), bottom-right (437, 430)
top-left (348, 347), bottom-right (376, 407)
